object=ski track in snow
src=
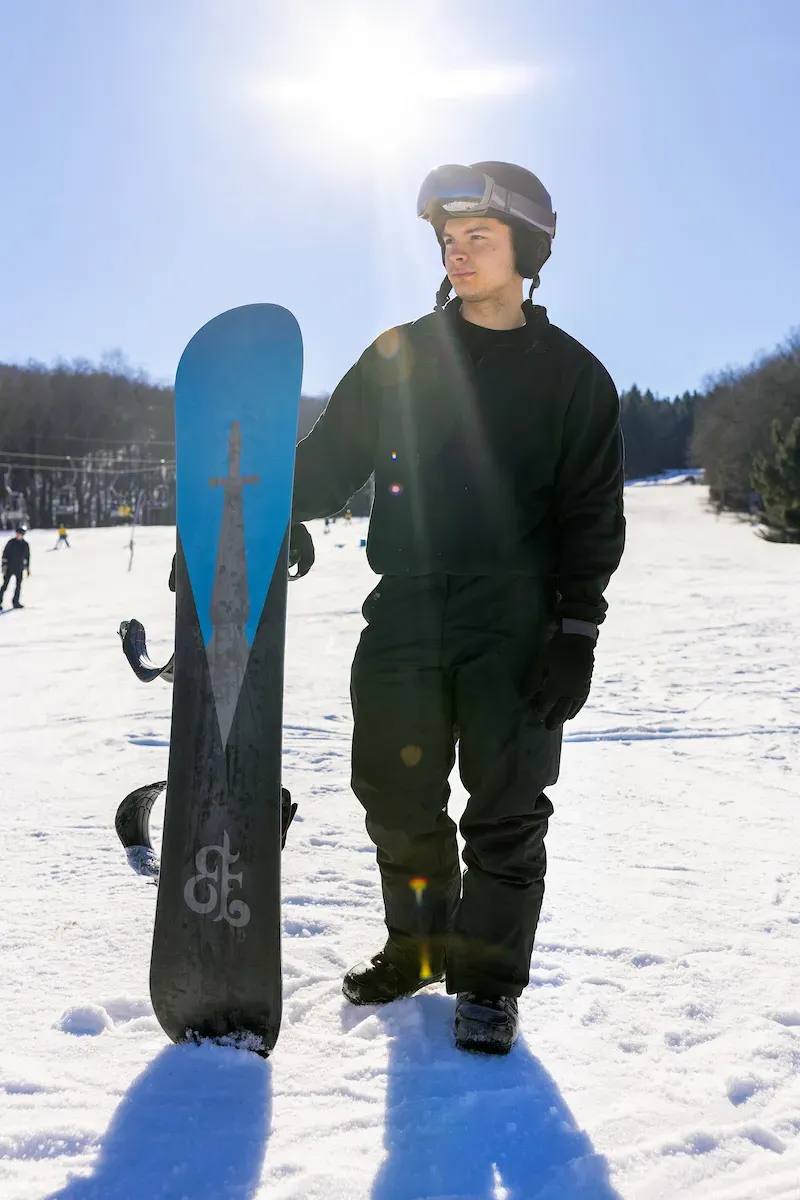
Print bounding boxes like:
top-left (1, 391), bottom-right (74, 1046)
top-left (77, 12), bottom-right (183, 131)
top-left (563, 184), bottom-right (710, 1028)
top-left (0, 487), bottom-right (799, 1199)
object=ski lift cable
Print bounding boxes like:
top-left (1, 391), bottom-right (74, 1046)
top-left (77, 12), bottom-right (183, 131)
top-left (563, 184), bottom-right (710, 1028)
top-left (61, 434), bottom-right (176, 446)
top-left (0, 461), bottom-right (175, 474)
top-left (0, 448), bottom-right (175, 465)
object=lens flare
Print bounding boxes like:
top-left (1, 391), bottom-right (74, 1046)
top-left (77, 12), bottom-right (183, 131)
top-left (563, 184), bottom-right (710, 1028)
top-left (400, 744), bottom-right (422, 767)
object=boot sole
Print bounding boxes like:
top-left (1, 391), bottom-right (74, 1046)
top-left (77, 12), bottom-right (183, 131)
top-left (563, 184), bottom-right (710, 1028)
top-left (455, 1031), bottom-right (515, 1055)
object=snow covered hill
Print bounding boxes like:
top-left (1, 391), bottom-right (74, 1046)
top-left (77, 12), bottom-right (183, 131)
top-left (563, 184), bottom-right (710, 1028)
top-left (1, 486), bottom-right (799, 1199)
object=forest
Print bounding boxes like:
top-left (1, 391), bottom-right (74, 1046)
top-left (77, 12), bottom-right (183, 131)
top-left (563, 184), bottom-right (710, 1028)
top-left (1, 328), bottom-right (798, 538)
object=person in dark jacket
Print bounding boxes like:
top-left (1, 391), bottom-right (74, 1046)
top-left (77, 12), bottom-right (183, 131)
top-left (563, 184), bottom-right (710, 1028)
top-left (292, 161), bottom-right (626, 1053)
top-left (1, 526), bottom-right (31, 609)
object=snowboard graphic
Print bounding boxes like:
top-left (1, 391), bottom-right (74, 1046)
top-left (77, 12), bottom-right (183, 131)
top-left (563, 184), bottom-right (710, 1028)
top-left (149, 304), bottom-right (302, 1054)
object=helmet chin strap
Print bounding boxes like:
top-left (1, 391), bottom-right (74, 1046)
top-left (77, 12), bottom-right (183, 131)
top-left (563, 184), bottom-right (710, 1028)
top-left (435, 275), bottom-right (453, 310)
top-left (436, 274), bottom-right (539, 311)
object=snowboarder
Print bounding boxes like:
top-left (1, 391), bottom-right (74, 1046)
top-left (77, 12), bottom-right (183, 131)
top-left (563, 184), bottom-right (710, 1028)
top-left (0, 525), bottom-right (31, 609)
top-left (292, 161), bottom-right (626, 1054)
top-left (54, 523), bottom-right (70, 549)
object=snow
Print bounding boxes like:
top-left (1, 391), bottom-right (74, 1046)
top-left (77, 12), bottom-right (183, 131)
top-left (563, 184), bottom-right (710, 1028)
top-left (1, 485), bottom-right (799, 1199)
top-left (625, 469), bottom-right (705, 488)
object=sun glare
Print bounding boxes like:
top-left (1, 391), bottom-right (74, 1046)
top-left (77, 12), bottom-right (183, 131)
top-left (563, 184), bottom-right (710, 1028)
top-left (255, 9), bottom-right (534, 163)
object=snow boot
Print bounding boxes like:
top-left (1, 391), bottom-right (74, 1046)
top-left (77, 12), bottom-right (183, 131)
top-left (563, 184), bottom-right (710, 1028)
top-left (343, 945), bottom-right (444, 1006)
top-left (12, 602), bottom-right (23, 609)
top-left (454, 993), bottom-right (519, 1055)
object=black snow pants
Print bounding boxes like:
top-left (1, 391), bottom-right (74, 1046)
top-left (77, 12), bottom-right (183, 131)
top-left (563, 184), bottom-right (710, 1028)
top-left (0, 571), bottom-right (22, 606)
top-left (350, 574), bottom-right (562, 998)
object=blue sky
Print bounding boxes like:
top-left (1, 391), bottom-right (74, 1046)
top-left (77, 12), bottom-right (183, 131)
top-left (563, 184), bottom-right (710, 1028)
top-left (0, 0), bottom-right (797, 400)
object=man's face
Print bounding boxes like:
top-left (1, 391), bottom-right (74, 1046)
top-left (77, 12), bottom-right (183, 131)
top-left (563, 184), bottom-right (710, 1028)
top-left (15, 532), bottom-right (23, 539)
top-left (442, 216), bottom-right (520, 301)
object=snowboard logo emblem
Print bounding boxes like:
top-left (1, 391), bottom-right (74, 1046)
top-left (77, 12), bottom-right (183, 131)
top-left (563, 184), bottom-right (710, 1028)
top-left (207, 421), bottom-right (259, 747)
top-left (183, 830), bottom-right (251, 927)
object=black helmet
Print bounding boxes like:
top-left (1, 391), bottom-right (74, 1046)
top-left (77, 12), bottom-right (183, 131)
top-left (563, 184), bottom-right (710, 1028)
top-left (15, 524), bottom-right (26, 534)
top-left (417, 160), bottom-right (556, 306)
top-left (469, 161), bottom-right (554, 281)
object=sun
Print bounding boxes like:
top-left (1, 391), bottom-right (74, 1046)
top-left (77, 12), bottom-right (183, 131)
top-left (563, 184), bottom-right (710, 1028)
top-left (254, 7), bottom-right (534, 164)
top-left (259, 15), bottom-right (441, 160)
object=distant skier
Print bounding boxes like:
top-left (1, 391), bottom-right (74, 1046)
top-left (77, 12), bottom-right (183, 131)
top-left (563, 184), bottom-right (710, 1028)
top-left (54, 523), bottom-right (71, 549)
top-left (0, 526), bottom-right (31, 609)
top-left (292, 161), bottom-right (625, 1054)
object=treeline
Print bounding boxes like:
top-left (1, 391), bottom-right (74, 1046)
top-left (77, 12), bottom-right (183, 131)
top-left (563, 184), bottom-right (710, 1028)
top-left (619, 386), bottom-right (697, 480)
top-left (2, 328), bottom-right (799, 537)
top-left (690, 332), bottom-right (800, 519)
top-left (0, 358), bottom-right (175, 528)
top-left (0, 359), bottom-right (331, 528)
top-left (619, 330), bottom-right (800, 540)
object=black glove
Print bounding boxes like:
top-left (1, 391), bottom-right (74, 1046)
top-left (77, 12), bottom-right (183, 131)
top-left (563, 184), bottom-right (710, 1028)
top-left (530, 629), bottom-right (596, 731)
top-left (288, 523), bottom-right (315, 579)
top-left (168, 554), bottom-right (176, 593)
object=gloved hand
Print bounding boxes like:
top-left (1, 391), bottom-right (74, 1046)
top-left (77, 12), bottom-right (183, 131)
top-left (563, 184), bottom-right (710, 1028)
top-left (530, 629), bottom-right (596, 731)
top-left (288, 523), bottom-right (315, 579)
top-left (168, 554), bottom-right (176, 593)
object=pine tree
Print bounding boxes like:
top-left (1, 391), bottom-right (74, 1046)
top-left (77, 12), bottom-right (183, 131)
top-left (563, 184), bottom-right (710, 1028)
top-left (751, 416), bottom-right (800, 542)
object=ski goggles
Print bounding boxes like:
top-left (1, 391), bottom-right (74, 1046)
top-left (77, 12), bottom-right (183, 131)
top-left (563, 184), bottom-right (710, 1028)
top-left (416, 164), bottom-right (556, 238)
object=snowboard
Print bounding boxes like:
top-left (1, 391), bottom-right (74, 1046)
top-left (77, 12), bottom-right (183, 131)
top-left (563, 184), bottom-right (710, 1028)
top-left (150, 304), bottom-right (302, 1055)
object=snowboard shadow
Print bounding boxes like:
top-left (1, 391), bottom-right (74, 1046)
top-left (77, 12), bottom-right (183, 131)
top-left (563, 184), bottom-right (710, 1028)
top-left (371, 993), bottom-right (622, 1200)
top-left (47, 1041), bottom-right (271, 1200)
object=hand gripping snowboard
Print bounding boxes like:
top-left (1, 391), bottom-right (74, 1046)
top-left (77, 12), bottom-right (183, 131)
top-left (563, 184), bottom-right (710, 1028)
top-left (151, 304), bottom-right (302, 1055)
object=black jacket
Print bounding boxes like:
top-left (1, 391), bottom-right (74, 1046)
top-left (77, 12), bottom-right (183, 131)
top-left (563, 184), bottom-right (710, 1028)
top-left (293, 300), bottom-right (625, 624)
top-left (2, 537), bottom-right (29, 574)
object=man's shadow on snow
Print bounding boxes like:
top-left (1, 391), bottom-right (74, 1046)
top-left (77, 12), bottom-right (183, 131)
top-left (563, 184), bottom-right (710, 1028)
top-left (369, 993), bottom-right (621, 1200)
top-left (47, 1041), bottom-right (270, 1200)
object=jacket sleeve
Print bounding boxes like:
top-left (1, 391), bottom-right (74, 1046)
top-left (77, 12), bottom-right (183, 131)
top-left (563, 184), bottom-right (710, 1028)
top-left (292, 351), bottom-right (378, 522)
top-left (553, 357), bottom-right (626, 626)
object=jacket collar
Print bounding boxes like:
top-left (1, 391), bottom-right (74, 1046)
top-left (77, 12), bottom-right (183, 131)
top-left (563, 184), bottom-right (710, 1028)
top-left (431, 297), bottom-right (549, 354)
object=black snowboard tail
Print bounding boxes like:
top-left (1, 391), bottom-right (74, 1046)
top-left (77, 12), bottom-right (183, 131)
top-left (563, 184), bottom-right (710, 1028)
top-left (119, 619), bottom-right (174, 683)
top-left (149, 532), bottom-right (291, 1055)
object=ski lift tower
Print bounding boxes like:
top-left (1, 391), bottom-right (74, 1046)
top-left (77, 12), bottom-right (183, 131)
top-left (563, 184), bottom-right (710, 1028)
top-left (0, 465), bottom-right (29, 531)
top-left (53, 457), bottom-right (79, 524)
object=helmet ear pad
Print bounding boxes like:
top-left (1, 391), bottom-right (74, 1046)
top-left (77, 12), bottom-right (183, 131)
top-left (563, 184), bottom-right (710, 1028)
top-left (436, 218), bottom-right (551, 283)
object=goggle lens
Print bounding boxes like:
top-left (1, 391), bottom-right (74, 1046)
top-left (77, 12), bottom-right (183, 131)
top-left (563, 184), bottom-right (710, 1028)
top-left (416, 165), bottom-right (489, 218)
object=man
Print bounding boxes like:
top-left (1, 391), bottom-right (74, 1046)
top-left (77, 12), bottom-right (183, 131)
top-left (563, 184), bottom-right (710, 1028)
top-left (292, 161), bottom-right (625, 1054)
top-left (1, 525), bottom-right (31, 609)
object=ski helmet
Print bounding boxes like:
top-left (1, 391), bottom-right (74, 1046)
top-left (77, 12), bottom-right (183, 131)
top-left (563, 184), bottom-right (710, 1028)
top-left (417, 161), bottom-right (556, 306)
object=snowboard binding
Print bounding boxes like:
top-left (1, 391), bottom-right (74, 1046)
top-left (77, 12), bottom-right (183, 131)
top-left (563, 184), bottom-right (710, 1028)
top-left (119, 618), bottom-right (174, 683)
top-left (116, 782), bottom-right (298, 878)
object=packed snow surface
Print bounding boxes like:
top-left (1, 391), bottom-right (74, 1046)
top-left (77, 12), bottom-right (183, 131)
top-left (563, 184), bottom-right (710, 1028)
top-left (0, 485), bottom-right (798, 1199)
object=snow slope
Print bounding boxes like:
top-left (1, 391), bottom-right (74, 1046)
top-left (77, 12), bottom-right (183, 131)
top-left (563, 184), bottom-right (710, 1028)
top-left (0, 486), bottom-right (798, 1200)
